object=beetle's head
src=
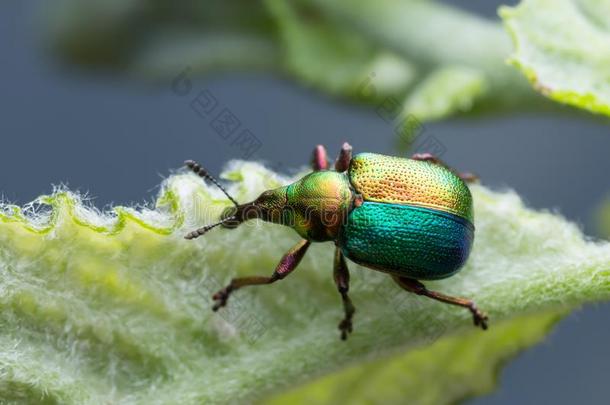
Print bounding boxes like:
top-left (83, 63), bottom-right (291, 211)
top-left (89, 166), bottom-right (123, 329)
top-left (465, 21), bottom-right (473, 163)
top-left (184, 161), bottom-right (352, 242)
top-left (183, 168), bottom-right (289, 240)
top-left (222, 172), bottom-right (353, 241)
top-left (218, 186), bottom-right (289, 229)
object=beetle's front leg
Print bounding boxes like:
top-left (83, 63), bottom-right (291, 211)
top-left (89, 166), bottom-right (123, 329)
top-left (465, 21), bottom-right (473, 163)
top-left (411, 153), bottom-right (478, 183)
top-left (212, 239), bottom-right (311, 310)
top-left (393, 276), bottom-right (488, 330)
top-left (333, 248), bottom-right (356, 340)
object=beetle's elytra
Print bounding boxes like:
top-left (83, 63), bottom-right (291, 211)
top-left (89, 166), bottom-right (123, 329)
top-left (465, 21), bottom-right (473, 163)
top-left (185, 143), bottom-right (487, 340)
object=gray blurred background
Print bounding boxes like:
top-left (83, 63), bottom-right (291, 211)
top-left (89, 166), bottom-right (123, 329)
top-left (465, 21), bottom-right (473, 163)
top-left (1, 1), bottom-right (609, 404)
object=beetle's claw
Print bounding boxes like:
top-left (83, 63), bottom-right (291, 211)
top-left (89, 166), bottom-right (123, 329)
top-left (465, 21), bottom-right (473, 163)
top-left (212, 287), bottom-right (232, 311)
top-left (470, 305), bottom-right (488, 330)
top-left (338, 318), bottom-right (353, 340)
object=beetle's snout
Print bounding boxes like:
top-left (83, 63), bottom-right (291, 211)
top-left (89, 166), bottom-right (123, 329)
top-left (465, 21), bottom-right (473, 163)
top-left (220, 206), bottom-right (240, 229)
top-left (220, 203), bottom-right (261, 229)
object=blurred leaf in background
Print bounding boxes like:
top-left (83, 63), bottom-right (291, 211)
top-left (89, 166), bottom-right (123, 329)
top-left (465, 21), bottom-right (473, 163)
top-left (45, 0), bottom-right (280, 73)
top-left (45, 0), bottom-right (610, 147)
top-left (501, 0), bottom-right (610, 117)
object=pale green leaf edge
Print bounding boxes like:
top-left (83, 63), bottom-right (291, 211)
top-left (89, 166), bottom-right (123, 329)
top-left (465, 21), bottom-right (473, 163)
top-left (500, 0), bottom-right (610, 117)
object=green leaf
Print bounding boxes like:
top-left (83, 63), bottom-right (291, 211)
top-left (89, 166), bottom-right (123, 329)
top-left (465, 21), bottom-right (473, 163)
top-left (42, 0), bottom-right (553, 124)
top-left (265, 0), bottom-right (415, 99)
top-left (301, 0), bottom-right (541, 111)
top-left (264, 0), bottom-right (542, 142)
top-left (289, 0), bottom-right (552, 142)
top-left (500, 0), bottom-right (610, 117)
top-left (129, 31), bottom-right (279, 78)
top-left (263, 311), bottom-right (563, 405)
top-left (1, 161), bottom-right (609, 403)
top-left (404, 66), bottom-right (487, 122)
top-left (44, 0), bottom-right (280, 73)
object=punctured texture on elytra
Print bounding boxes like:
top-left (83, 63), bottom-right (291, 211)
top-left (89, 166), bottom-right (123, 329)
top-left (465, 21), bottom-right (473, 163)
top-left (348, 153), bottom-right (474, 223)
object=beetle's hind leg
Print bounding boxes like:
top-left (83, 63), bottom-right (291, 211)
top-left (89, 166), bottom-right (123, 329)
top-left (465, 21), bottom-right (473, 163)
top-left (411, 153), bottom-right (478, 183)
top-left (392, 276), bottom-right (488, 330)
top-left (333, 248), bottom-right (355, 340)
top-left (212, 239), bottom-right (311, 310)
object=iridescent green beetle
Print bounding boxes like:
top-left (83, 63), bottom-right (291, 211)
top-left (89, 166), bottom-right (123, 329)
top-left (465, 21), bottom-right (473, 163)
top-left (185, 143), bottom-right (487, 340)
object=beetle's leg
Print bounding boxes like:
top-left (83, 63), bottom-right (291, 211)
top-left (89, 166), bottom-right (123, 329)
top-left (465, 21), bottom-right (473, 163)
top-left (411, 153), bottom-right (478, 183)
top-left (311, 145), bottom-right (329, 171)
top-left (392, 276), bottom-right (488, 330)
top-left (333, 248), bottom-right (355, 340)
top-left (334, 142), bottom-right (353, 172)
top-left (212, 239), bottom-right (311, 310)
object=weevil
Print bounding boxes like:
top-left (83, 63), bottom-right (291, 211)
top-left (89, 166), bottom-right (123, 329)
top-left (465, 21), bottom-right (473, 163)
top-left (184, 143), bottom-right (487, 340)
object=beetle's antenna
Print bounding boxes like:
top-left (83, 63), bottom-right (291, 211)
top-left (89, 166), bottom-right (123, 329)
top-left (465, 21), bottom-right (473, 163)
top-left (184, 216), bottom-right (237, 240)
top-left (185, 160), bottom-right (239, 207)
